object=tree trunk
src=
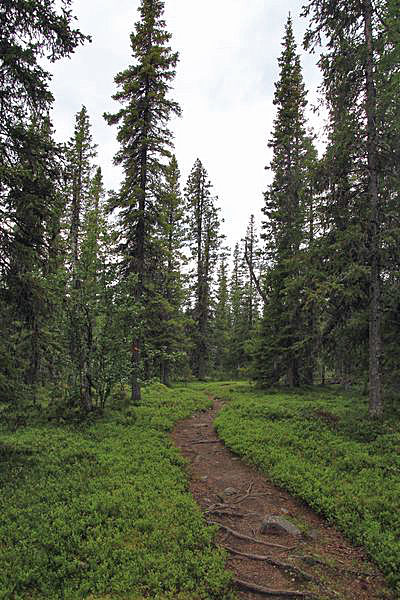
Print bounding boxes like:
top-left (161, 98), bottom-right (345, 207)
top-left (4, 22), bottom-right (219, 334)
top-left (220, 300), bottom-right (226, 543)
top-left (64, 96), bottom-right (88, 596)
top-left (244, 242), bottom-right (267, 304)
top-left (82, 357), bottom-right (92, 412)
top-left (161, 361), bottom-right (170, 387)
top-left (287, 360), bottom-right (299, 387)
top-left (131, 339), bottom-right (141, 404)
top-left (364, 0), bottom-right (382, 417)
top-left (130, 65), bottom-right (151, 404)
top-left (26, 314), bottom-right (40, 402)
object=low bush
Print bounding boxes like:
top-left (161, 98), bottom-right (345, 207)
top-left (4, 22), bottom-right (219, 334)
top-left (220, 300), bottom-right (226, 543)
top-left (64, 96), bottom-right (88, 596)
top-left (0, 384), bottom-right (233, 599)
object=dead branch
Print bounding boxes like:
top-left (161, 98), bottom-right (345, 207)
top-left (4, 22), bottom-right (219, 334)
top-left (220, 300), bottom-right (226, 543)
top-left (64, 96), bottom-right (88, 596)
top-left (206, 521), bottom-right (295, 550)
top-left (224, 546), bottom-right (315, 581)
top-left (234, 578), bottom-right (319, 598)
top-left (244, 242), bottom-right (267, 303)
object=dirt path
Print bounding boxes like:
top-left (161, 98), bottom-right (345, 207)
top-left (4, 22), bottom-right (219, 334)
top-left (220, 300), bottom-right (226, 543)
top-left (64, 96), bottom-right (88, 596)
top-left (171, 398), bottom-right (393, 600)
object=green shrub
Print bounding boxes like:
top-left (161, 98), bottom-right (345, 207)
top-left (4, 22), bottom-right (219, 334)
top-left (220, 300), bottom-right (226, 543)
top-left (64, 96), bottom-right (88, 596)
top-left (0, 384), bottom-right (232, 599)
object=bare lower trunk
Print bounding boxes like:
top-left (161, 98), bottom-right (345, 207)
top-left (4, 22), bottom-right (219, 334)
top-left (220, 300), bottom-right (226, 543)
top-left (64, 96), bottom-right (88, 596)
top-left (161, 361), bottom-right (170, 387)
top-left (26, 316), bottom-right (40, 403)
top-left (131, 339), bottom-right (141, 404)
top-left (82, 310), bottom-right (93, 412)
top-left (287, 360), bottom-right (299, 387)
top-left (81, 357), bottom-right (92, 412)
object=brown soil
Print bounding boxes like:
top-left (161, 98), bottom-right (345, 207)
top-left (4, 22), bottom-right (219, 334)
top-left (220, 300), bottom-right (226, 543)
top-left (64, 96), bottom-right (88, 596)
top-left (171, 398), bottom-right (394, 600)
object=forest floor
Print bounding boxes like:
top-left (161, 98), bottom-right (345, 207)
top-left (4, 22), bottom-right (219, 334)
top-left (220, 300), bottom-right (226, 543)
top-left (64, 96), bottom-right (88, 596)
top-left (172, 395), bottom-right (394, 600)
top-left (1, 382), bottom-right (398, 599)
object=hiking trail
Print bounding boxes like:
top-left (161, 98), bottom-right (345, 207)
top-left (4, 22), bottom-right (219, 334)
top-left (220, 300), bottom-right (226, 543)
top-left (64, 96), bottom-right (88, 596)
top-left (172, 397), bottom-right (392, 600)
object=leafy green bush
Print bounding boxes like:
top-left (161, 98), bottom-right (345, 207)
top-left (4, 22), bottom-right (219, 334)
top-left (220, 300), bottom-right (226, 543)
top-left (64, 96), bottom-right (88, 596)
top-left (212, 383), bottom-right (400, 594)
top-left (0, 384), bottom-right (232, 599)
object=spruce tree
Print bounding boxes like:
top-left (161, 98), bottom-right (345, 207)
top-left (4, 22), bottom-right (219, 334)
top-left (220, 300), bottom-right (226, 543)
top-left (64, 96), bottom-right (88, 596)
top-left (0, 0), bottom-right (88, 275)
top-left (148, 155), bottom-right (188, 386)
top-left (302, 137), bottom-right (320, 385)
top-left (65, 106), bottom-right (97, 411)
top-left (1, 118), bottom-right (60, 402)
top-left (0, 0), bottom-right (88, 407)
top-left (79, 168), bottom-right (121, 409)
top-left (228, 243), bottom-right (247, 377)
top-left (255, 15), bottom-right (311, 387)
top-left (243, 215), bottom-right (262, 331)
top-left (213, 253), bottom-right (231, 376)
top-left (184, 159), bottom-right (223, 379)
top-left (105, 0), bottom-right (181, 402)
top-left (303, 0), bottom-right (393, 414)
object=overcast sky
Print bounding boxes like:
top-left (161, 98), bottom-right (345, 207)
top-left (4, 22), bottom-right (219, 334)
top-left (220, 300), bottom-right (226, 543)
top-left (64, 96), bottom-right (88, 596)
top-left (50, 0), bottom-right (323, 249)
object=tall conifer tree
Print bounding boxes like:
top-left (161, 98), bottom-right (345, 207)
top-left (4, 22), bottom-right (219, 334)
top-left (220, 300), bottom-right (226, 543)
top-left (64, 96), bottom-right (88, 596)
top-left (2, 118), bottom-right (60, 402)
top-left (65, 107), bottom-right (97, 411)
top-left (213, 253), bottom-right (231, 376)
top-left (256, 15), bottom-right (311, 386)
top-left (184, 159), bottom-right (223, 379)
top-left (105, 0), bottom-right (181, 402)
top-left (148, 155), bottom-right (188, 385)
top-left (0, 1), bottom-right (88, 406)
top-left (228, 243), bottom-right (247, 376)
top-left (303, 0), bottom-right (393, 414)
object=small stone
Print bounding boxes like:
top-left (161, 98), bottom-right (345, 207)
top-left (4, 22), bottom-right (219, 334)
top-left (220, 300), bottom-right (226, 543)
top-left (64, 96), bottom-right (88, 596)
top-left (302, 555), bottom-right (321, 567)
top-left (307, 528), bottom-right (320, 541)
top-left (280, 508), bottom-right (289, 515)
top-left (260, 516), bottom-right (302, 537)
top-left (200, 475), bottom-right (208, 482)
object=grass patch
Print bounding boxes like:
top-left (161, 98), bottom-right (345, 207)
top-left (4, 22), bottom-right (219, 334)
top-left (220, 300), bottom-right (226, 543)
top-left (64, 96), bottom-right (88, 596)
top-left (211, 382), bottom-right (400, 594)
top-left (0, 384), bottom-right (233, 599)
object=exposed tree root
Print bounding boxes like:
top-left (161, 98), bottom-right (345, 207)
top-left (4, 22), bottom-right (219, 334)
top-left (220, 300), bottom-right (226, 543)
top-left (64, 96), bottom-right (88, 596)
top-left (298, 554), bottom-right (375, 578)
top-left (230, 481), bottom-right (253, 504)
top-left (185, 439), bottom-right (220, 445)
top-left (233, 492), bottom-right (273, 504)
top-left (205, 509), bottom-right (247, 518)
top-left (224, 545), bottom-right (315, 581)
top-left (207, 520), bottom-right (296, 550)
top-left (234, 578), bottom-right (319, 598)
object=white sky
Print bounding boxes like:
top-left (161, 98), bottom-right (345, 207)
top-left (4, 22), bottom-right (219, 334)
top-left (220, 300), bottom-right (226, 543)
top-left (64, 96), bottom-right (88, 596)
top-left (50, 0), bottom-right (323, 249)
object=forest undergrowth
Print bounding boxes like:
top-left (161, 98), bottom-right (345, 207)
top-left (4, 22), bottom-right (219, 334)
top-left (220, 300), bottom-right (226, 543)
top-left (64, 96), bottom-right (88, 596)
top-left (208, 382), bottom-right (400, 595)
top-left (0, 384), bottom-right (233, 600)
top-left (1, 381), bottom-right (399, 598)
